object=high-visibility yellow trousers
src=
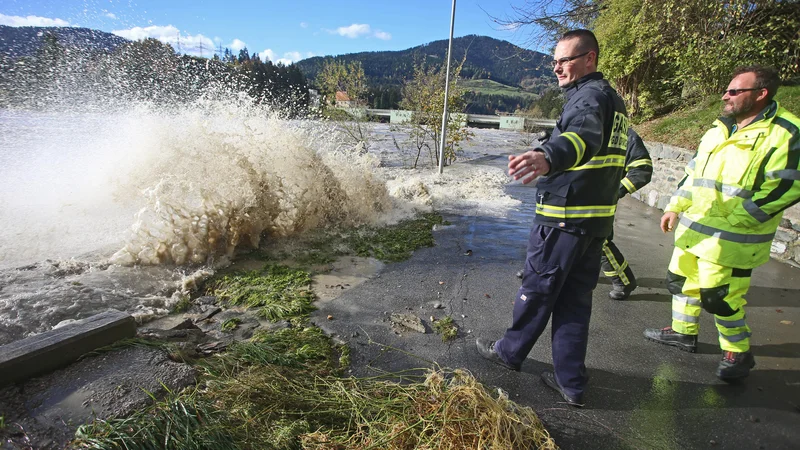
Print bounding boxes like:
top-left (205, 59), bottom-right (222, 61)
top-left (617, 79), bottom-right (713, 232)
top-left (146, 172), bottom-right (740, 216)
top-left (666, 247), bottom-right (752, 352)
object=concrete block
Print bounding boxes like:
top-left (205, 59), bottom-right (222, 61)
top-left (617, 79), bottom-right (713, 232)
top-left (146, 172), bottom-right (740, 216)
top-left (0, 309), bottom-right (136, 386)
top-left (771, 241), bottom-right (787, 255)
top-left (499, 116), bottom-right (525, 130)
top-left (390, 110), bottom-right (413, 124)
top-left (648, 190), bottom-right (660, 208)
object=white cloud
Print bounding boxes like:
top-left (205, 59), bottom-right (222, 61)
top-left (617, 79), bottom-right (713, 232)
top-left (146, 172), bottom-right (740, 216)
top-left (373, 30), bottom-right (391, 40)
top-left (112, 25), bottom-right (217, 57)
top-left (228, 38), bottom-right (247, 51)
top-left (113, 24), bottom-right (180, 41)
top-left (327, 23), bottom-right (391, 40)
top-left (335, 23), bottom-right (371, 38)
top-left (104, 12), bottom-right (117, 20)
top-left (0, 13), bottom-right (69, 27)
top-left (300, 22), bottom-right (308, 28)
top-left (283, 51), bottom-right (302, 61)
top-left (259, 48), bottom-right (276, 63)
top-left (259, 49), bottom-right (308, 65)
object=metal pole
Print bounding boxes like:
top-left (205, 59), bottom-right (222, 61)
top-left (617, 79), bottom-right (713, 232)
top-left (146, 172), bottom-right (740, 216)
top-left (438, 0), bottom-right (456, 175)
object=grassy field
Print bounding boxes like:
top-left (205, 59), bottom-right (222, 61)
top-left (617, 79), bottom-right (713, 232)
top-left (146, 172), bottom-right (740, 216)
top-left (637, 85), bottom-right (800, 150)
top-left (461, 79), bottom-right (539, 99)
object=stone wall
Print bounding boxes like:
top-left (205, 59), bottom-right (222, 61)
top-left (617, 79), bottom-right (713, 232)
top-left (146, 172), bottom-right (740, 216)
top-left (630, 141), bottom-right (800, 269)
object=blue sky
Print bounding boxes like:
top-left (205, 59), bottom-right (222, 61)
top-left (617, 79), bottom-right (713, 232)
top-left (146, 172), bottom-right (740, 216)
top-left (0, 1), bottom-right (542, 64)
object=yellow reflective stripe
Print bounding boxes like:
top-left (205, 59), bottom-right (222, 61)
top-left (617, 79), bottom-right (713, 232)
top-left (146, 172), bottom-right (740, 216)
top-left (602, 243), bottom-right (630, 284)
top-left (536, 204), bottom-right (617, 218)
top-left (621, 177), bottom-right (636, 193)
top-left (626, 159), bottom-right (653, 169)
top-left (561, 132), bottom-right (586, 167)
top-left (567, 154), bottom-right (625, 171)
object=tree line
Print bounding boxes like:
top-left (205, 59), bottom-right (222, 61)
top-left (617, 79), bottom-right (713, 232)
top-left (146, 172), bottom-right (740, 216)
top-left (0, 33), bottom-right (310, 116)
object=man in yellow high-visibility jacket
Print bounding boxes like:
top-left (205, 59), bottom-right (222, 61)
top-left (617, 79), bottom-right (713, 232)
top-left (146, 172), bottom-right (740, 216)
top-left (645, 65), bottom-right (800, 381)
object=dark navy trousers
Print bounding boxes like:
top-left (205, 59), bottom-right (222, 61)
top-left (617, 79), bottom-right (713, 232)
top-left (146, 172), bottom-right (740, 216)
top-left (495, 224), bottom-right (603, 399)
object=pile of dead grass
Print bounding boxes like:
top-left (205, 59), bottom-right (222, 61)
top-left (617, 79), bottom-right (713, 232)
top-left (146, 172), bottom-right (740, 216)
top-left (74, 335), bottom-right (555, 449)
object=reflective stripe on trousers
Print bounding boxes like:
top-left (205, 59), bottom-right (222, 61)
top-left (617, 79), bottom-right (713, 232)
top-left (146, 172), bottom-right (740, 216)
top-left (667, 246), bottom-right (752, 352)
top-left (601, 239), bottom-right (634, 286)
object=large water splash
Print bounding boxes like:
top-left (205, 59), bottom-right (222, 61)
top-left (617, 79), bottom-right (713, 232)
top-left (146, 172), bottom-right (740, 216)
top-left (0, 100), bottom-right (395, 269)
top-left (108, 99), bottom-right (393, 266)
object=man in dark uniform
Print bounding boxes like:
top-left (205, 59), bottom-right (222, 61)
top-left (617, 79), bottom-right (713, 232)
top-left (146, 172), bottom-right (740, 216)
top-left (475, 29), bottom-right (629, 407)
top-left (602, 128), bottom-right (653, 299)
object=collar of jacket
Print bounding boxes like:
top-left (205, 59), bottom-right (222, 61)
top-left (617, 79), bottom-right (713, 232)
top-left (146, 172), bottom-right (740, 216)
top-left (563, 72), bottom-right (605, 99)
top-left (717, 101), bottom-right (778, 136)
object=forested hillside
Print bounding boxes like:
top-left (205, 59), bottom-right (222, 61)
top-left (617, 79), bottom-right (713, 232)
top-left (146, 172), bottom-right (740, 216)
top-left (0, 25), bottom-right (128, 58)
top-left (295, 35), bottom-right (554, 91)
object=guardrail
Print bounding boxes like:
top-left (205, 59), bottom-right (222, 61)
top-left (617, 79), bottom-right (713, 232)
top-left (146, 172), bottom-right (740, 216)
top-left (352, 108), bottom-right (557, 130)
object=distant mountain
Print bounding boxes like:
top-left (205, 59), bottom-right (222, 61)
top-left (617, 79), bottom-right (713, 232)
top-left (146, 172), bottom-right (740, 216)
top-left (295, 35), bottom-right (555, 91)
top-left (0, 25), bottom-right (129, 58)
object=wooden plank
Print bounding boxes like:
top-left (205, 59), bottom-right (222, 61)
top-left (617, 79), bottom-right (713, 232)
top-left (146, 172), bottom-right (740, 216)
top-left (0, 309), bottom-right (136, 386)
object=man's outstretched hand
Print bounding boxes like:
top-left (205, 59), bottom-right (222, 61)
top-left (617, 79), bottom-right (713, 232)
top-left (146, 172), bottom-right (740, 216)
top-left (508, 150), bottom-right (550, 184)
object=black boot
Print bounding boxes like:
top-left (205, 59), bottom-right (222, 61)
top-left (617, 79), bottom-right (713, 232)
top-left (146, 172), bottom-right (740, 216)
top-left (716, 351), bottom-right (755, 381)
top-left (541, 371), bottom-right (584, 407)
top-left (475, 338), bottom-right (520, 371)
top-left (643, 326), bottom-right (698, 352)
top-left (608, 279), bottom-right (637, 300)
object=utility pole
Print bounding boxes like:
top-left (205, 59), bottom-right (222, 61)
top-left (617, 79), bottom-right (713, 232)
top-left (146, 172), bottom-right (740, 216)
top-left (199, 40), bottom-right (204, 58)
top-left (176, 32), bottom-right (182, 54)
top-left (438, 0), bottom-right (456, 175)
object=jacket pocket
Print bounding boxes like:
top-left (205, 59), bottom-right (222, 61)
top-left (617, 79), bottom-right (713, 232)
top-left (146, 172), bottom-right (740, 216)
top-left (535, 183), bottom-right (571, 219)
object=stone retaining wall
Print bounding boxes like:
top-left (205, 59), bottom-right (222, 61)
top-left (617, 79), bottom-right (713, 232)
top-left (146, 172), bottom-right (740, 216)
top-left (630, 141), bottom-right (800, 268)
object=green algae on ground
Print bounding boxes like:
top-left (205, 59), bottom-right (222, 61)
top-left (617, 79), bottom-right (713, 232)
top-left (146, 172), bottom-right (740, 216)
top-left (220, 317), bottom-right (242, 332)
top-left (205, 264), bottom-right (315, 322)
top-left (347, 212), bottom-right (444, 262)
top-left (432, 316), bottom-right (459, 342)
top-left (253, 212), bottom-right (444, 265)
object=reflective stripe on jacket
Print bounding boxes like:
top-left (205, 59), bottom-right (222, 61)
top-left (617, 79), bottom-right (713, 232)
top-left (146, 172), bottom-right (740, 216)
top-left (665, 101), bottom-right (800, 268)
top-left (535, 72), bottom-right (629, 237)
top-left (619, 128), bottom-right (653, 198)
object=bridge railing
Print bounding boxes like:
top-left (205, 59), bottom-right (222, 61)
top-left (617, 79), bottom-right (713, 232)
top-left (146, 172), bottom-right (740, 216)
top-left (344, 108), bottom-right (556, 131)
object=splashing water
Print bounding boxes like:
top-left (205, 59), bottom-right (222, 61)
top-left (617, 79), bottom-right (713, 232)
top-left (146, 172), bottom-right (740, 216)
top-left (107, 100), bottom-right (394, 266)
top-left (0, 94), bottom-right (526, 343)
top-left (0, 101), bottom-right (394, 269)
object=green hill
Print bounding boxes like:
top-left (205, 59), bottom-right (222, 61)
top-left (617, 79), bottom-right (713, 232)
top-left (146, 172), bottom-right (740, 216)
top-left (637, 85), bottom-right (800, 150)
top-left (461, 79), bottom-right (539, 99)
top-left (295, 35), bottom-right (555, 91)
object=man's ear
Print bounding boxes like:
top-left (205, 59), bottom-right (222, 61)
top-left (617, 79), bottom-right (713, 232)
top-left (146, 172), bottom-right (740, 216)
top-left (756, 88), bottom-right (769, 103)
top-left (587, 51), bottom-right (598, 69)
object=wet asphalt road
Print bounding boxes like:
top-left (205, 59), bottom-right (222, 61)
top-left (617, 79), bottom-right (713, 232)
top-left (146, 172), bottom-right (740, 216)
top-left (313, 156), bottom-right (800, 450)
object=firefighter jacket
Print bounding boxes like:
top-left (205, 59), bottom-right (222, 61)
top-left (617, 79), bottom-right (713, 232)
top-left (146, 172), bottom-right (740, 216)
top-left (665, 101), bottom-right (800, 268)
top-left (619, 128), bottom-right (653, 198)
top-left (535, 72), bottom-right (630, 237)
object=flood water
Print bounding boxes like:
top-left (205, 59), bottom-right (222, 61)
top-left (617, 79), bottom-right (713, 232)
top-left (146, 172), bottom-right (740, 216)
top-left (0, 105), bottom-right (531, 344)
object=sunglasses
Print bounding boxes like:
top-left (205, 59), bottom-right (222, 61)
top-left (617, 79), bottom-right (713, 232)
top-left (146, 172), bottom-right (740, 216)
top-left (722, 88), bottom-right (763, 96)
top-left (550, 52), bottom-right (590, 68)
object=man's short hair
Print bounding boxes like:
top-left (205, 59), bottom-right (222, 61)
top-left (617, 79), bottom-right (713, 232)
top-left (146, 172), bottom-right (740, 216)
top-left (559, 29), bottom-right (600, 60)
top-left (733, 65), bottom-right (780, 102)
